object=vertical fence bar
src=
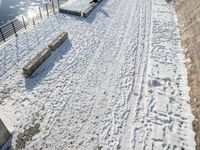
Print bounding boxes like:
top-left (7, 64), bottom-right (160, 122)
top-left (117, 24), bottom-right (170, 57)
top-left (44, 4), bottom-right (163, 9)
top-left (11, 21), bottom-right (17, 37)
top-left (0, 28), bottom-right (6, 42)
top-left (46, 4), bottom-right (49, 17)
top-left (22, 16), bottom-right (26, 29)
top-left (52, 0), bottom-right (55, 13)
top-left (32, 18), bottom-right (35, 26)
top-left (39, 7), bottom-right (43, 19)
top-left (0, 0), bottom-right (58, 45)
top-left (57, 0), bottom-right (60, 9)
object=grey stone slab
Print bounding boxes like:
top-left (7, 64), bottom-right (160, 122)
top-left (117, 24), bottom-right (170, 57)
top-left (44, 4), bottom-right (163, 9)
top-left (48, 32), bottom-right (68, 51)
top-left (0, 119), bottom-right (11, 149)
top-left (59, 32), bottom-right (68, 43)
top-left (83, 2), bottom-right (98, 17)
top-left (59, 8), bottom-right (81, 16)
top-left (83, 5), bottom-right (94, 17)
top-left (48, 38), bottom-right (62, 51)
top-left (23, 47), bottom-right (51, 76)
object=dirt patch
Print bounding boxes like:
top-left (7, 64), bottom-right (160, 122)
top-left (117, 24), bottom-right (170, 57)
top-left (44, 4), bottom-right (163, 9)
top-left (0, 87), bottom-right (11, 105)
top-left (15, 123), bottom-right (40, 150)
top-left (175, 0), bottom-right (200, 149)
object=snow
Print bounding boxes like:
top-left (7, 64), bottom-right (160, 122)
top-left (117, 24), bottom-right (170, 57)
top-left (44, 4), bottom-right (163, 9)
top-left (61, 0), bottom-right (92, 11)
top-left (0, 0), bottom-right (196, 149)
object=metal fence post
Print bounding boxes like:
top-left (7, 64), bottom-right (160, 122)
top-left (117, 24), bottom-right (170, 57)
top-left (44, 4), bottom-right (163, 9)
top-left (57, 0), bottom-right (60, 9)
top-left (0, 28), bottom-right (5, 42)
top-left (46, 4), bottom-right (49, 17)
top-left (52, 0), bottom-right (55, 13)
top-left (39, 7), bottom-right (43, 19)
top-left (32, 18), bottom-right (35, 26)
top-left (11, 21), bottom-right (17, 37)
top-left (22, 16), bottom-right (26, 29)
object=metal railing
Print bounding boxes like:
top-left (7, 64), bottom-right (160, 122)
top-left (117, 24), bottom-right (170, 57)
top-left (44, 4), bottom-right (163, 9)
top-left (0, 0), bottom-right (67, 44)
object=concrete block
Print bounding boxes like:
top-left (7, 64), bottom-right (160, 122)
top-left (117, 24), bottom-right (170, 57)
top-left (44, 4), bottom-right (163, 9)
top-left (59, 8), bottom-right (81, 16)
top-left (48, 32), bottom-right (68, 51)
top-left (58, 32), bottom-right (68, 43)
top-left (48, 38), bottom-right (62, 51)
top-left (0, 119), bottom-right (11, 149)
top-left (23, 47), bottom-right (51, 76)
top-left (83, 3), bottom-right (98, 17)
top-left (83, 6), bottom-right (95, 17)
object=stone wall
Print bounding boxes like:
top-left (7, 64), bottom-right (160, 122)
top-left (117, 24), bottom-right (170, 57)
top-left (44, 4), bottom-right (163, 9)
top-left (175, 0), bottom-right (200, 149)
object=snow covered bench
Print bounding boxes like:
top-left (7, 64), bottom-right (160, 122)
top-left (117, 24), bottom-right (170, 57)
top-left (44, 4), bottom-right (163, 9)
top-left (23, 32), bottom-right (68, 76)
top-left (83, 3), bottom-right (97, 17)
top-left (83, 0), bottom-right (102, 17)
top-left (48, 32), bottom-right (68, 51)
top-left (0, 119), bottom-right (11, 150)
top-left (59, 9), bottom-right (81, 16)
top-left (23, 47), bottom-right (51, 76)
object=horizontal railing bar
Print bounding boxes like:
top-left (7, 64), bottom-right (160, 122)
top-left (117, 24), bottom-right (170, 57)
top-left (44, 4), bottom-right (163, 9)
top-left (0, 17), bottom-right (22, 29)
top-left (0, 0), bottom-right (60, 45)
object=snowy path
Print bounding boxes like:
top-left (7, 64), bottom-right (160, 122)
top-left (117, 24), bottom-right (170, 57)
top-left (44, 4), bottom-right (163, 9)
top-left (0, 0), bottom-right (195, 149)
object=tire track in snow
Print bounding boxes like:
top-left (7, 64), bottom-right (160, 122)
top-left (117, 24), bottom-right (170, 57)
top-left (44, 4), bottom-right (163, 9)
top-left (119, 0), bottom-right (153, 149)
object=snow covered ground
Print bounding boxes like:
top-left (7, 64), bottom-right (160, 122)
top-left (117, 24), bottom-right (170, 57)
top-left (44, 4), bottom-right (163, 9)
top-left (0, 0), bottom-right (196, 149)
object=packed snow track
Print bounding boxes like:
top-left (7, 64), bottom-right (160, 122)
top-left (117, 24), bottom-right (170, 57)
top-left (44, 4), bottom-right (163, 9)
top-left (0, 0), bottom-right (195, 149)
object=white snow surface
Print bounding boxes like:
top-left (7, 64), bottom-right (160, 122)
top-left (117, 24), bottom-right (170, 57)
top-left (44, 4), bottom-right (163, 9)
top-left (0, 0), bottom-right (196, 149)
top-left (61, 0), bottom-right (92, 11)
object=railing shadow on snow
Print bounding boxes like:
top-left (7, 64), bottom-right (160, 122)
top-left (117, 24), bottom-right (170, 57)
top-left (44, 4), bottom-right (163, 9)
top-left (25, 40), bottom-right (72, 91)
top-left (0, 15), bottom-right (64, 79)
top-left (0, 0), bottom-right (62, 45)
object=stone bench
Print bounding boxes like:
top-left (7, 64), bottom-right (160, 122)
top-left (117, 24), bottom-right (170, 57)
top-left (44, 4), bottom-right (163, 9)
top-left (0, 119), bottom-right (11, 150)
top-left (23, 47), bottom-right (51, 76)
top-left (23, 32), bottom-right (68, 76)
top-left (59, 8), bottom-right (81, 16)
top-left (48, 32), bottom-right (68, 51)
top-left (83, 2), bottom-right (99, 17)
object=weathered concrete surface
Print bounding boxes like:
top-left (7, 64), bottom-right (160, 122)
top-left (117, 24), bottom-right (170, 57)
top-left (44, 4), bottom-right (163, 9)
top-left (23, 47), bottom-right (51, 76)
top-left (175, 0), bottom-right (200, 149)
top-left (83, 1), bottom-right (101, 17)
top-left (83, 5), bottom-right (96, 17)
top-left (0, 119), bottom-right (11, 149)
top-left (59, 8), bottom-right (81, 16)
top-left (48, 32), bottom-right (68, 51)
top-left (59, 32), bottom-right (68, 43)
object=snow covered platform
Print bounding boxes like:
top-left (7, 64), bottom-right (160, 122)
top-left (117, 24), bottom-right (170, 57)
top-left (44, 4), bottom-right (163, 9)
top-left (59, 9), bottom-right (81, 16)
top-left (59, 0), bottom-right (103, 17)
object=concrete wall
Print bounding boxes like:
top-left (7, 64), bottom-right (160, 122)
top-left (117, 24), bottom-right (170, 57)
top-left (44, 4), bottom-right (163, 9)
top-left (0, 119), bottom-right (11, 149)
top-left (175, 0), bottom-right (200, 149)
